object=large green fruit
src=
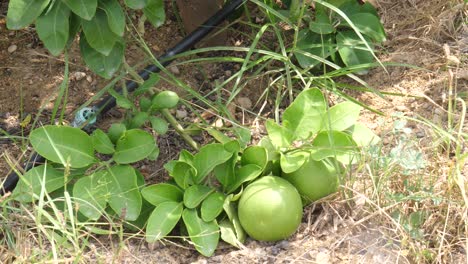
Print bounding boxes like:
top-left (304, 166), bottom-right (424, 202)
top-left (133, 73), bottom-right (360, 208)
top-left (238, 176), bottom-right (303, 241)
top-left (282, 155), bottom-right (340, 205)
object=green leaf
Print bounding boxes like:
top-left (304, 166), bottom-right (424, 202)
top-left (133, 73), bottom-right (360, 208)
top-left (141, 183), bottom-right (183, 206)
top-left (147, 146), bottom-right (160, 161)
top-left (105, 165), bottom-right (142, 221)
top-left (139, 97), bottom-right (152, 112)
top-left (321, 101), bottom-right (362, 131)
top-left (347, 124), bottom-right (381, 147)
top-left (81, 9), bottom-right (119, 56)
top-left (344, 13), bottom-right (386, 43)
top-left (222, 196), bottom-right (246, 244)
top-left (336, 30), bottom-right (375, 70)
top-left (227, 164), bottom-right (263, 194)
top-left (91, 129), bottom-right (115, 154)
top-left (183, 185), bottom-right (214, 209)
top-left (265, 119), bottom-right (293, 149)
top-left (73, 170), bottom-right (109, 220)
top-left (30, 125), bottom-right (95, 168)
top-left (149, 116), bottom-right (168, 134)
top-left (134, 73), bottom-right (160, 96)
top-left (79, 34), bottom-right (124, 79)
top-left (192, 144), bottom-right (232, 183)
top-left (146, 202), bottom-right (183, 242)
top-left (309, 5), bottom-right (334, 34)
top-left (179, 149), bottom-right (194, 164)
top-left (107, 123), bottom-right (126, 143)
top-left (143, 0), bottom-right (165, 28)
top-left (214, 154), bottom-right (236, 191)
top-left (68, 13), bottom-right (81, 46)
top-left (108, 88), bottom-right (134, 109)
top-left (171, 161), bottom-right (196, 189)
top-left (36, 1), bottom-right (70, 56)
top-left (201, 192), bottom-right (225, 222)
top-left (99, 0), bottom-right (125, 37)
top-left (62, 0), bottom-right (97, 20)
top-left (280, 151), bottom-right (308, 174)
top-left (6, 0), bottom-right (50, 29)
top-left (113, 129), bottom-right (156, 164)
top-left (311, 130), bottom-right (358, 164)
top-left (219, 219), bottom-right (243, 248)
top-left (129, 112), bottom-right (149, 129)
top-left (282, 88), bottom-right (327, 140)
top-left (182, 208), bottom-right (220, 257)
top-left (125, 0), bottom-right (148, 9)
top-left (13, 164), bottom-right (65, 202)
top-left (294, 29), bottom-right (336, 69)
top-left (241, 146), bottom-right (268, 170)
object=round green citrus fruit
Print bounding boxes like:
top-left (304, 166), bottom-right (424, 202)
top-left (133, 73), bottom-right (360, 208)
top-left (238, 176), bottom-right (303, 241)
top-left (282, 156), bottom-right (339, 205)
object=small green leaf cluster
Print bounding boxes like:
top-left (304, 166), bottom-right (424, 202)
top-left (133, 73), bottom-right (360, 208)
top-left (292, 0), bottom-right (386, 73)
top-left (142, 140), bottom-right (269, 256)
top-left (6, 0), bottom-right (165, 79)
top-left (13, 125), bottom-right (158, 222)
top-left (262, 88), bottom-right (380, 204)
top-left (109, 78), bottom-right (180, 136)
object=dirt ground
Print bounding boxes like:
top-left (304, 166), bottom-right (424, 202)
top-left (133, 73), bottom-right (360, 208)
top-left (1, 0), bottom-right (467, 263)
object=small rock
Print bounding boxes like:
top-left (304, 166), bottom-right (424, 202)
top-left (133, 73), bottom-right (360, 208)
top-left (73, 72), bottom-right (86, 81)
top-left (86, 75), bottom-right (93, 83)
top-left (176, 109), bottom-right (188, 119)
top-left (395, 105), bottom-right (408, 112)
top-left (237, 97), bottom-right (253, 110)
top-left (169, 65), bottom-right (180, 75)
top-left (8, 44), bottom-right (17, 53)
top-left (457, 70), bottom-right (468, 80)
top-left (225, 70), bottom-right (232, 77)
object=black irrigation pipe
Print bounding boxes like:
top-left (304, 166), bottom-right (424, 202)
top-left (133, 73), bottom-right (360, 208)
top-left (0, 0), bottom-right (247, 196)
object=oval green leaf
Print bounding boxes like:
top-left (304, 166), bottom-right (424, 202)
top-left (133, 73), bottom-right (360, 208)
top-left (62, 0), bottom-right (97, 20)
top-left (201, 192), bottom-right (225, 222)
top-left (321, 101), bottom-right (362, 132)
top-left (81, 9), bottom-right (119, 56)
top-left (6, 0), bottom-right (50, 29)
top-left (146, 201), bottom-right (183, 242)
top-left (79, 34), bottom-right (124, 79)
top-left (36, 1), bottom-right (70, 56)
top-left (73, 170), bottom-right (109, 220)
top-left (99, 0), bottom-right (125, 36)
top-left (183, 185), bottom-right (214, 209)
top-left (241, 146), bottom-right (268, 170)
top-left (192, 143), bottom-right (232, 183)
top-left (171, 161), bottom-right (196, 189)
top-left (13, 164), bottom-right (65, 202)
top-left (182, 208), bottom-right (220, 257)
top-left (105, 165), bottom-right (142, 221)
top-left (113, 129), bottom-right (156, 164)
top-left (149, 116), bottom-right (168, 135)
top-left (30, 125), bottom-right (95, 168)
top-left (280, 151), bottom-right (308, 174)
top-left (227, 164), bottom-right (263, 194)
top-left (336, 30), bottom-right (375, 70)
top-left (91, 129), bottom-right (115, 154)
top-left (311, 130), bottom-right (358, 164)
top-left (124, 0), bottom-right (148, 9)
top-left (141, 183), bottom-right (183, 206)
top-left (107, 123), bottom-right (126, 143)
top-left (143, 0), bottom-right (165, 28)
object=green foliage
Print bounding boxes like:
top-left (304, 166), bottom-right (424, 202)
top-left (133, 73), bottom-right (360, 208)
top-left (6, 0), bottom-right (166, 79)
top-left (291, 0), bottom-right (386, 73)
top-left (264, 88), bottom-right (380, 202)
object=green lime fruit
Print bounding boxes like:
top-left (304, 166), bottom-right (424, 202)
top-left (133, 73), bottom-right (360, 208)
top-left (282, 155), bottom-right (340, 205)
top-left (151, 91), bottom-right (179, 110)
top-left (238, 176), bottom-right (303, 241)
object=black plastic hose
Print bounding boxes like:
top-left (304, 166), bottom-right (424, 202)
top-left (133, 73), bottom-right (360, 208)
top-left (0, 0), bottom-right (246, 196)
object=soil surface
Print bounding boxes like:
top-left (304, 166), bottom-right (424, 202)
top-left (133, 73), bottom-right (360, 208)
top-left (1, 0), bottom-right (467, 263)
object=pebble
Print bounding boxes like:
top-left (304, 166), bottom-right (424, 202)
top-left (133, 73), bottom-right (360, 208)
top-left (237, 97), bottom-right (253, 110)
top-left (8, 44), bottom-right (17, 53)
top-left (73, 72), bottom-right (86, 81)
top-left (225, 70), bottom-right (232, 77)
top-left (395, 105), bottom-right (408, 112)
top-left (176, 109), bottom-right (187, 119)
top-left (86, 75), bottom-right (93, 83)
top-left (169, 65), bottom-right (180, 75)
